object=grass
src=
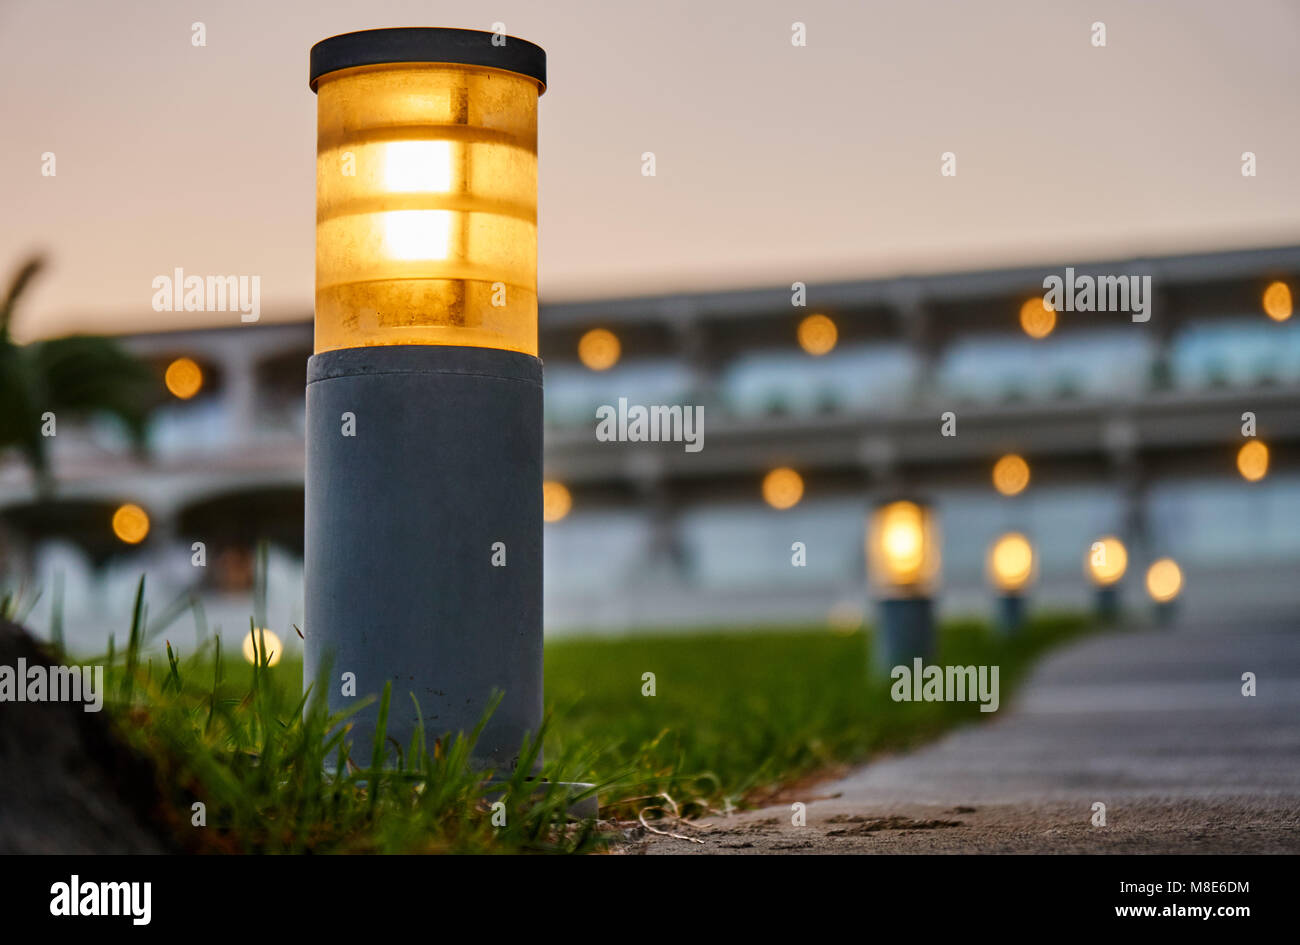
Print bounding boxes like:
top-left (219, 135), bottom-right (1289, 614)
top-left (8, 579), bottom-right (1093, 853)
top-left (545, 614), bottom-right (1091, 818)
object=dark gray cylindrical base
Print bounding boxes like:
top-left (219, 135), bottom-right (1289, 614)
top-left (305, 345), bottom-right (542, 772)
top-left (873, 597), bottom-right (935, 673)
top-left (996, 593), bottom-right (1026, 635)
top-left (1094, 586), bottom-right (1120, 624)
top-left (1153, 600), bottom-right (1178, 627)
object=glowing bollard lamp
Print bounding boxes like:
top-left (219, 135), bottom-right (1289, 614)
top-left (1145, 557), bottom-right (1183, 627)
top-left (1086, 535), bottom-right (1127, 623)
top-left (867, 499), bottom-right (939, 672)
top-left (988, 532), bottom-right (1035, 634)
top-left (305, 29), bottom-right (546, 771)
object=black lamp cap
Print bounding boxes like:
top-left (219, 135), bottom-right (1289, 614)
top-left (310, 27), bottom-right (546, 93)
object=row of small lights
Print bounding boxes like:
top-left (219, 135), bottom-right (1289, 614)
top-left (543, 440), bottom-right (1269, 524)
top-left (575, 281), bottom-right (1295, 371)
top-left (158, 282), bottom-right (1294, 401)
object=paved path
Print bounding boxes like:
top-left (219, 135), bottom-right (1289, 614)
top-left (639, 621), bottom-right (1300, 853)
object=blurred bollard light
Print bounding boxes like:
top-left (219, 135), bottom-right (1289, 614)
top-left (1145, 557), bottom-right (1183, 626)
top-left (305, 28), bottom-right (548, 771)
top-left (987, 531), bottom-right (1035, 634)
top-left (1086, 535), bottom-right (1128, 623)
top-left (867, 499), bottom-right (939, 672)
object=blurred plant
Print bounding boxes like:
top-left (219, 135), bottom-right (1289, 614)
top-left (0, 255), bottom-right (152, 495)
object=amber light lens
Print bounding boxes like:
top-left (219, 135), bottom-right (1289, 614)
top-left (988, 532), bottom-right (1035, 592)
top-left (1086, 535), bottom-right (1128, 587)
top-left (867, 500), bottom-right (940, 593)
top-left (315, 63), bottom-right (540, 354)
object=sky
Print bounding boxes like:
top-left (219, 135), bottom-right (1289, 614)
top-left (3, 0), bottom-right (1299, 339)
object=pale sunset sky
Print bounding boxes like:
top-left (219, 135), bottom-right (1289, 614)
top-left (2, 0), bottom-right (1299, 339)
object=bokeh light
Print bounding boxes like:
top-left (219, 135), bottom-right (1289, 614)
top-left (826, 599), bottom-right (865, 633)
top-left (577, 328), bottom-right (621, 371)
top-left (164, 357), bottom-right (203, 399)
top-left (870, 500), bottom-right (937, 588)
top-left (1019, 298), bottom-right (1056, 339)
top-left (1145, 558), bottom-right (1184, 603)
top-left (1237, 440), bottom-right (1269, 482)
top-left (242, 628), bottom-right (283, 667)
top-left (111, 503), bottom-right (150, 544)
top-left (762, 467), bottom-right (804, 509)
top-left (797, 313), bottom-right (838, 356)
top-left (542, 480), bottom-right (572, 522)
top-left (992, 453), bottom-right (1031, 496)
top-left (1086, 536), bottom-right (1128, 586)
top-left (1262, 281), bottom-right (1293, 322)
top-left (988, 532), bottom-right (1035, 592)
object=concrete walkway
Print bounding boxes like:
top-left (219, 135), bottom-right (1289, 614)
top-left (640, 621), bottom-right (1300, 853)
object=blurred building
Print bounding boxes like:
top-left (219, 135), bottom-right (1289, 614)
top-left (3, 244), bottom-right (1299, 650)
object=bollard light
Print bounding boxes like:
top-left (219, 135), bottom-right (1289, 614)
top-left (312, 31), bottom-right (542, 354)
top-left (867, 499), bottom-right (939, 671)
top-left (304, 28), bottom-right (548, 772)
top-left (1145, 556), bottom-right (1183, 626)
top-left (987, 531), bottom-right (1034, 633)
top-left (1086, 535), bottom-right (1127, 622)
top-left (868, 500), bottom-right (939, 591)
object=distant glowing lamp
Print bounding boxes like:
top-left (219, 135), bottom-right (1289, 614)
top-left (164, 357), bottom-right (203, 399)
top-left (869, 500), bottom-right (938, 591)
top-left (797, 314), bottom-right (838, 356)
top-left (1086, 535), bottom-right (1128, 622)
top-left (992, 453), bottom-right (1031, 496)
top-left (867, 499), bottom-right (940, 670)
top-left (1145, 558), bottom-right (1183, 604)
top-left (111, 504), bottom-right (150, 544)
top-left (988, 532), bottom-right (1035, 593)
top-left (1237, 440), bottom-right (1269, 482)
top-left (762, 467), bottom-right (804, 510)
top-left (1145, 556), bottom-right (1183, 626)
top-left (1086, 536), bottom-right (1128, 587)
top-left (1263, 281), bottom-right (1293, 322)
top-left (988, 531), bottom-right (1034, 633)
